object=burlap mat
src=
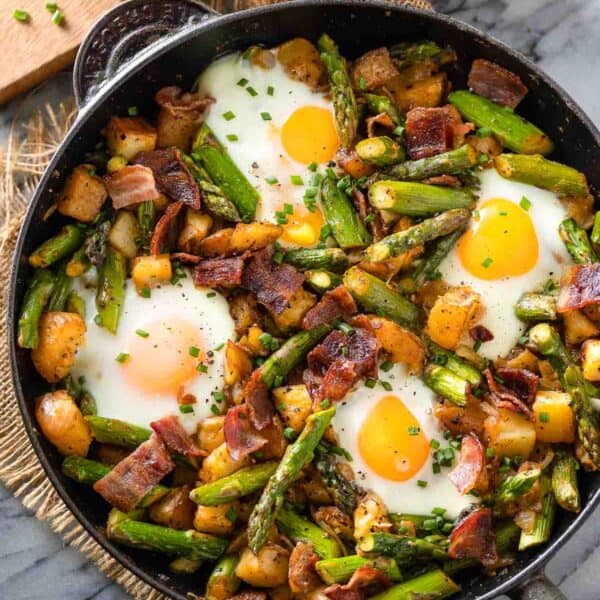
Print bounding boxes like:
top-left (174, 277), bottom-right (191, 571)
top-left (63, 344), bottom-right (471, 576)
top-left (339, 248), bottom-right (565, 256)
top-left (0, 1), bottom-right (431, 597)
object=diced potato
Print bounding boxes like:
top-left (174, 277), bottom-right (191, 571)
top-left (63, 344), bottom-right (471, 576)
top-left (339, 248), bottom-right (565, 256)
top-left (278, 38), bottom-right (324, 88)
top-left (353, 491), bottom-right (390, 541)
top-left (336, 148), bottom-right (375, 179)
top-left (484, 408), bottom-right (536, 459)
top-left (225, 340), bottom-right (253, 386)
top-left (149, 486), bottom-right (196, 530)
top-left (156, 108), bottom-right (201, 152)
top-left (229, 222), bottom-right (282, 254)
top-left (561, 194), bottom-right (595, 230)
top-left (433, 396), bottom-right (487, 436)
top-left (199, 442), bottom-right (249, 482)
top-left (241, 325), bottom-right (270, 357)
top-left (563, 310), bottom-right (599, 345)
top-left (368, 316), bottom-right (425, 374)
top-left (197, 416), bottom-right (225, 453)
top-left (351, 47), bottom-right (399, 91)
top-left (31, 311), bottom-right (86, 382)
top-left (583, 303), bottom-right (600, 325)
top-left (193, 502), bottom-right (238, 535)
top-left (416, 278), bottom-right (449, 309)
top-left (532, 391), bottom-right (575, 443)
top-left (505, 349), bottom-right (539, 373)
top-left (35, 390), bottom-right (91, 456)
top-left (178, 209), bottom-right (213, 254)
top-left (388, 73), bottom-right (447, 111)
top-left (467, 134), bottom-right (503, 158)
top-left (105, 116), bottom-right (157, 160)
top-left (108, 210), bottom-right (140, 258)
top-left (236, 544), bottom-right (290, 588)
top-left (131, 254), bottom-right (172, 293)
top-left (273, 384), bottom-right (312, 432)
top-left (582, 339), bottom-right (600, 382)
top-left (426, 286), bottom-right (482, 351)
top-left (229, 292), bottom-right (261, 336)
top-left (57, 164), bottom-right (108, 223)
top-left (199, 228), bottom-right (234, 257)
top-left (538, 359), bottom-right (562, 391)
top-left (271, 287), bottom-right (317, 332)
top-left (260, 417), bottom-right (287, 460)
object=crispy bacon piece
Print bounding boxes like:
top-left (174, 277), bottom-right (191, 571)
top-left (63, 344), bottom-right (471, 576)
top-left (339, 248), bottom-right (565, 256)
top-left (150, 200), bottom-right (184, 255)
top-left (105, 165), bottom-right (159, 210)
top-left (133, 147), bottom-right (200, 209)
top-left (194, 254), bottom-right (247, 288)
top-left (448, 507), bottom-right (498, 567)
top-left (224, 405), bottom-right (268, 461)
top-left (323, 586), bottom-right (363, 600)
top-left (170, 252), bottom-right (201, 265)
top-left (324, 566), bottom-right (390, 600)
top-left (155, 86), bottom-right (214, 113)
top-left (484, 368), bottom-right (537, 419)
top-left (468, 59), bottom-right (528, 109)
top-left (244, 369), bottom-right (274, 430)
top-left (366, 112), bottom-right (395, 138)
top-left (351, 47), bottom-right (400, 91)
top-left (470, 324), bottom-right (494, 342)
top-left (93, 434), bottom-right (174, 512)
top-left (289, 542), bottom-right (321, 594)
top-left (242, 248), bottom-right (305, 315)
top-left (302, 285), bottom-right (357, 330)
top-left (229, 593), bottom-right (267, 600)
top-left (352, 188), bottom-right (368, 221)
top-left (422, 174), bottom-right (462, 187)
top-left (150, 415), bottom-right (202, 458)
top-left (448, 433), bottom-right (485, 495)
top-left (557, 263), bottom-right (600, 312)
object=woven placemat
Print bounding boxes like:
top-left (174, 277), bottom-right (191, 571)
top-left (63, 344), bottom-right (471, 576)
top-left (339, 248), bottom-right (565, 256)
top-left (0, 1), bottom-right (431, 598)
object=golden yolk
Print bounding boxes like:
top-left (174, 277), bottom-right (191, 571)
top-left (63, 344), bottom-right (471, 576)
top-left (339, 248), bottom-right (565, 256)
top-left (280, 207), bottom-right (325, 247)
top-left (281, 106), bottom-right (339, 164)
top-left (458, 198), bottom-right (538, 280)
top-left (358, 395), bottom-right (429, 481)
top-left (123, 317), bottom-right (203, 395)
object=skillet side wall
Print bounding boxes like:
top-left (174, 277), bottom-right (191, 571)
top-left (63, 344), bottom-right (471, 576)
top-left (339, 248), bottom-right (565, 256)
top-left (9, 3), bottom-right (600, 599)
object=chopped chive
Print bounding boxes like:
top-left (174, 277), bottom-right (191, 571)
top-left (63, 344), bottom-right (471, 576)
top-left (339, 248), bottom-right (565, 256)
top-left (307, 161), bottom-right (317, 172)
top-left (275, 211), bottom-right (288, 225)
top-left (214, 342), bottom-right (225, 351)
top-left (141, 287), bottom-right (151, 298)
top-left (432, 507), bottom-right (446, 516)
top-left (13, 9), bottom-right (29, 22)
top-left (115, 353), bottom-right (130, 364)
top-left (266, 176), bottom-right (279, 185)
top-left (226, 134), bottom-right (239, 142)
top-left (237, 78), bottom-right (249, 86)
top-left (520, 196), bottom-right (532, 211)
top-left (135, 329), bottom-right (149, 338)
top-left (207, 292), bottom-right (216, 298)
top-left (189, 346), bottom-right (200, 357)
top-left (45, 2), bottom-right (58, 11)
top-left (210, 404), bottom-right (220, 415)
top-left (499, 211), bottom-right (508, 216)
top-left (472, 209), bottom-right (480, 220)
top-left (320, 399), bottom-right (331, 409)
top-left (341, 346), bottom-right (349, 357)
top-left (364, 213), bottom-right (375, 224)
top-left (304, 186), bottom-right (318, 198)
top-left (273, 374), bottom-right (284, 387)
top-left (304, 197), bottom-right (317, 213)
top-left (283, 427), bottom-right (297, 441)
top-left (246, 86), bottom-right (258, 97)
top-left (179, 404), bottom-right (194, 414)
top-left (481, 257), bottom-right (493, 269)
top-left (197, 363), bottom-right (208, 373)
top-left (407, 425), bottom-right (420, 436)
top-left (432, 462), bottom-right (441, 474)
top-left (267, 85), bottom-right (274, 96)
top-left (127, 106), bottom-right (139, 116)
top-left (417, 480), bottom-right (428, 488)
top-left (226, 506), bottom-right (238, 523)
top-left (539, 412), bottom-right (550, 423)
top-left (365, 377), bottom-right (377, 389)
top-left (393, 125), bottom-right (405, 137)
top-left (358, 77), bottom-right (367, 91)
top-left (337, 321), bottom-right (353, 334)
top-left (473, 339), bottom-right (482, 352)
top-left (272, 251), bottom-right (284, 264)
top-left (261, 112), bottom-right (272, 121)
top-left (213, 390), bottom-right (225, 403)
top-left (422, 518), bottom-right (437, 531)
top-left (380, 380), bottom-right (393, 391)
top-left (222, 111), bottom-right (236, 121)
top-left (430, 439), bottom-right (440, 449)
top-left (283, 203), bottom-right (294, 215)
top-left (290, 175), bottom-right (304, 186)
top-left (51, 9), bottom-right (64, 25)
top-left (94, 315), bottom-right (102, 326)
top-left (380, 360), bottom-right (394, 372)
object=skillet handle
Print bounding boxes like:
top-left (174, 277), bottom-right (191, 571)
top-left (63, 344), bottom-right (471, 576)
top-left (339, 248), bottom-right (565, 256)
top-left (506, 572), bottom-right (567, 600)
top-left (72, 0), bottom-right (219, 107)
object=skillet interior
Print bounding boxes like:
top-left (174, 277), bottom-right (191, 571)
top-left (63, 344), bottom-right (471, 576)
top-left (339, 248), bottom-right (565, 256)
top-left (9, 2), bottom-right (600, 598)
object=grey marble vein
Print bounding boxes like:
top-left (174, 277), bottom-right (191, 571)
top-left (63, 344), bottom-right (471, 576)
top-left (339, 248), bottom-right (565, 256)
top-left (0, 0), bottom-right (599, 598)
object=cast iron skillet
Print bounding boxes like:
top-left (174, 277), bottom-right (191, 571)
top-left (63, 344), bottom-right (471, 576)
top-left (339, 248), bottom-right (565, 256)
top-left (8, 1), bottom-right (600, 598)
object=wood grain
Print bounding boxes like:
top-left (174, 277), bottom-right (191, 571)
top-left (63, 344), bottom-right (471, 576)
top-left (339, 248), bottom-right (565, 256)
top-left (0, 0), bottom-right (119, 106)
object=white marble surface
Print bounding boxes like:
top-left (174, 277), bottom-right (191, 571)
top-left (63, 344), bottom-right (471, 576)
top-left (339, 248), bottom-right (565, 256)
top-left (1, 1), bottom-right (599, 598)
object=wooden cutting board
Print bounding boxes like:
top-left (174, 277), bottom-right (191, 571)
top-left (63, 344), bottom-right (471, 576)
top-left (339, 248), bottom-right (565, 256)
top-left (0, 0), bottom-right (120, 106)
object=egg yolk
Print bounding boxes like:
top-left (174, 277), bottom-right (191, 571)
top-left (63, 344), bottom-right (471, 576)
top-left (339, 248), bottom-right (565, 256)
top-left (358, 394), bottom-right (429, 481)
top-left (279, 207), bottom-right (325, 247)
top-left (123, 317), bottom-right (203, 395)
top-left (281, 106), bottom-right (339, 164)
top-left (458, 198), bottom-right (538, 280)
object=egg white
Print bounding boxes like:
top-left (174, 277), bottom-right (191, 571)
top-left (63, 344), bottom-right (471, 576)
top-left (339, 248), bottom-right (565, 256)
top-left (439, 167), bottom-right (571, 360)
top-left (332, 364), bottom-right (477, 518)
top-left (71, 276), bottom-right (235, 433)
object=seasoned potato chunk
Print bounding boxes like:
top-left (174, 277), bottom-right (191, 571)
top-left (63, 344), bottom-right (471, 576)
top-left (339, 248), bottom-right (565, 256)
top-left (351, 47), bottom-right (400, 91)
top-left (229, 222), bottom-right (282, 254)
top-left (148, 486), bottom-right (196, 530)
top-left (197, 416), bottom-right (225, 453)
top-left (225, 341), bottom-right (253, 386)
top-left (368, 316), bottom-right (425, 374)
top-left (199, 442), bottom-right (249, 482)
top-left (271, 287), bottom-right (317, 332)
top-left (563, 310), bottom-right (599, 345)
top-left (57, 164), bottom-right (108, 223)
top-left (35, 390), bottom-right (91, 456)
top-left (31, 311), bottom-right (86, 382)
top-left (193, 502), bottom-right (238, 535)
top-left (278, 38), bottom-right (324, 88)
top-left (582, 339), bottom-right (600, 382)
top-left (484, 408), bottom-right (536, 459)
top-left (433, 396), bottom-right (487, 436)
top-left (532, 391), bottom-right (575, 443)
top-left (105, 116), bottom-right (157, 160)
top-left (273, 384), bottom-right (313, 432)
top-left (388, 73), bottom-right (447, 111)
top-left (199, 228), bottom-right (234, 257)
top-left (178, 209), bottom-right (213, 254)
top-left (108, 210), bottom-right (140, 259)
top-left (131, 254), bottom-right (172, 293)
top-left (236, 544), bottom-right (290, 588)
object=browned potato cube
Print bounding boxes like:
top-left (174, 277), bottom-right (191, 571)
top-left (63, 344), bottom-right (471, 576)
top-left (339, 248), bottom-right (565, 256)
top-left (131, 254), bottom-right (172, 293)
top-left (197, 416), bottom-right (225, 453)
top-left (105, 116), bottom-right (157, 161)
top-left (389, 73), bottom-right (447, 111)
top-left (484, 408), bottom-right (536, 459)
top-left (224, 340), bottom-right (253, 386)
top-left (563, 309), bottom-right (599, 345)
top-left (271, 287), bottom-right (316, 332)
top-left (236, 544), bottom-right (290, 588)
top-left (57, 164), bottom-right (108, 223)
top-left (277, 38), bottom-right (324, 88)
top-left (178, 209), bottom-right (213, 254)
top-left (198, 228), bottom-right (234, 257)
top-left (229, 222), bottom-right (282, 254)
top-left (351, 47), bottom-right (400, 91)
top-left (148, 486), bottom-right (196, 530)
top-left (193, 502), bottom-right (238, 535)
top-left (156, 109), bottom-right (201, 152)
top-left (582, 339), bottom-right (600, 382)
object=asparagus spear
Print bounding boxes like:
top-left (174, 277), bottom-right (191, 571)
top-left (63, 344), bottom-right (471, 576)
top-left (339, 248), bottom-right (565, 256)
top-left (552, 451), bottom-right (581, 513)
top-left (591, 212), bottom-right (600, 246)
top-left (366, 208), bottom-right (471, 262)
top-left (85, 415), bottom-right (151, 447)
top-left (189, 462), bottom-right (278, 505)
top-left (390, 40), bottom-right (452, 68)
top-left (65, 247), bottom-right (90, 277)
top-left (423, 365), bottom-right (468, 407)
top-left (495, 153), bottom-right (589, 197)
top-left (559, 218), bottom-right (598, 264)
top-left (17, 269), bottom-right (55, 349)
top-left (356, 136), bottom-right (405, 166)
top-left (206, 554), bottom-right (241, 600)
top-left (95, 246), bottom-right (126, 334)
top-left (343, 266), bottom-right (420, 330)
top-left (371, 569), bottom-right (460, 600)
top-left (305, 269), bottom-right (343, 294)
top-left (364, 93), bottom-right (404, 126)
top-left (320, 177), bottom-right (371, 249)
top-left (67, 291), bottom-right (86, 319)
top-left (247, 407), bottom-right (336, 553)
top-left (514, 293), bottom-right (557, 321)
top-left (137, 200), bottom-right (156, 251)
top-left (449, 91), bottom-right (554, 155)
top-left (169, 557), bottom-right (203, 574)
top-left (494, 466), bottom-right (541, 509)
top-left (107, 511), bottom-right (228, 560)
top-left (260, 325), bottom-right (332, 388)
top-left (359, 532), bottom-right (448, 564)
top-left (315, 555), bottom-right (402, 585)
top-left (519, 473), bottom-right (556, 550)
top-left (47, 261), bottom-right (73, 312)
top-left (28, 224), bottom-right (85, 268)
top-left (426, 342), bottom-right (482, 387)
top-left (369, 181), bottom-right (473, 216)
top-left (314, 442), bottom-right (357, 514)
top-left (412, 230), bottom-right (464, 288)
top-left (276, 505), bottom-right (341, 559)
top-left (283, 247), bottom-right (349, 272)
top-left (191, 123), bottom-right (258, 221)
top-left (318, 34), bottom-right (358, 147)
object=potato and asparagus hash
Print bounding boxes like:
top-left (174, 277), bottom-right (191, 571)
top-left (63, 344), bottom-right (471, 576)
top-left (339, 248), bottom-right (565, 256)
top-left (18, 35), bottom-right (599, 599)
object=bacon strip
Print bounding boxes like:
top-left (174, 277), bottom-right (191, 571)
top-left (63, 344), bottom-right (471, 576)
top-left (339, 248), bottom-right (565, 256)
top-left (155, 86), bottom-right (214, 113)
top-left (224, 405), bottom-right (268, 461)
top-left (105, 165), bottom-right (159, 210)
top-left (302, 286), bottom-right (357, 330)
top-left (244, 369), bottom-right (274, 430)
top-left (366, 112), bottom-right (395, 138)
top-left (242, 248), bottom-right (305, 315)
top-left (448, 433), bottom-right (485, 495)
top-left (171, 252), bottom-right (201, 265)
top-left (150, 415), bottom-right (203, 458)
top-left (289, 542), bottom-right (321, 594)
top-left (150, 200), bottom-right (184, 255)
top-left (194, 254), bottom-right (247, 288)
top-left (133, 147), bottom-right (201, 210)
top-left (484, 368), bottom-right (537, 419)
top-left (448, 507), bottom-right (498, 568)
top-left (468, 59), bottom-right (528, 109)
top-left (557, 263), bottom-right (600, 312)
top-left (93, 434), bottom-right (174, 512)
top-left (229, 593), bottom-right (267, 600)
top-left (324, 565), bottom-right (390, 600)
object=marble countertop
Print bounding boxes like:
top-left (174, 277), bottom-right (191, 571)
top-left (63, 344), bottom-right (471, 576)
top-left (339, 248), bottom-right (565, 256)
top-left (1, 1), bottom-right (599, 598)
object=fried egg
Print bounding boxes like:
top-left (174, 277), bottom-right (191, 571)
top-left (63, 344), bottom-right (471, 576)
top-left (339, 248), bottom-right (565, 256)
top-left (196, 50), bottom-right (339, 247)
top-left (71, 276), bottom-right (235, 433)
top-left (439, 167), bottom-right (571, 359)
top-left (332, 363), bottom-right (476, 518)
